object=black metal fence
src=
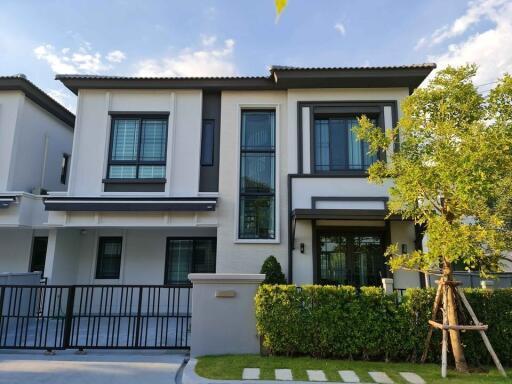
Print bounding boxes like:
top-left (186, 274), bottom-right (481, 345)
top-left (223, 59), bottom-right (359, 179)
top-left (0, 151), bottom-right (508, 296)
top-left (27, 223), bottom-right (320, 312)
top-left (0, 284), bottom-right (191, 351)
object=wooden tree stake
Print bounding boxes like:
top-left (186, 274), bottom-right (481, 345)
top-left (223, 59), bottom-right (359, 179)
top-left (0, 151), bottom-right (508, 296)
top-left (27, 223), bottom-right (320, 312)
top-left (421, 281), bottom-right (443, 363)
top-left (457, 289), bottom-right (507, 378)
top-left (441, 284), bottom-right (448, 378)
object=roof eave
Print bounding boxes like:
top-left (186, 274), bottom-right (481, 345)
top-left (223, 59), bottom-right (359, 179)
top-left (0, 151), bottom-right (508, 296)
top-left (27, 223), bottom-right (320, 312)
top-left (0, 78), bottom-right (75, 128)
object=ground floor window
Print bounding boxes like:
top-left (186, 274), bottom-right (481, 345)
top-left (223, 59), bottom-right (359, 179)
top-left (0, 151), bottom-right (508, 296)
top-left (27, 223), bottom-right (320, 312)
top-left (317, 230), bottom-right (385, 287)
top-left (30, 237), bottom-right (48, 273)
top-left (95, 237), bottom-right (123, 279)
top-left (164, 238), bottom-right (216, 285)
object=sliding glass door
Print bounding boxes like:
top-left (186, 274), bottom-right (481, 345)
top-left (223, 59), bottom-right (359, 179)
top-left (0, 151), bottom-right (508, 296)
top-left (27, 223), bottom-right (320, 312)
top-left (318, 230), bottom-right (385, 287)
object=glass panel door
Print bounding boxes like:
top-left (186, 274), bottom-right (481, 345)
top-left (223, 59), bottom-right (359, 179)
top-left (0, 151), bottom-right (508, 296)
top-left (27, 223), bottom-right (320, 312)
top-left (318, 231), bottom-right (384, 287)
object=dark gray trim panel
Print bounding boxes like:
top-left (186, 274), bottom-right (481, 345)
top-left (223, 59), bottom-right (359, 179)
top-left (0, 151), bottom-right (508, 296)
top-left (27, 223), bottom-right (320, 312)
top-left (297, 101), bottom-right (398, 176)
top-left (44, 196), bottom-right (217, 212)
top-left (199, 91), bottom-right (221, 192)
top-left (103, 182), bottom-right (166, 192)
top-left (0, 77), bottom-right (75, 127)
top-left (108, 111), bottom-right (170, 116)
top-left (292, 208), bottom-right (407, 221)
top-left (311, 196), bottom-right (388, 209)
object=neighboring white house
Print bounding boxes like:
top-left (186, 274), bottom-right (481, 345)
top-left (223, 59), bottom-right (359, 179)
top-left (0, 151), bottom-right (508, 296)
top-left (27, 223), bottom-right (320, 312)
top-left (37, 64), bottom-right (436, 288)
top-left (0, 75), bottom-right (75, 274)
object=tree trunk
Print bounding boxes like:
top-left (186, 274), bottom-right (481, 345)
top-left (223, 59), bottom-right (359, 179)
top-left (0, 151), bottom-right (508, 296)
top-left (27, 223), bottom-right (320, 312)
top-left (443, 261), bottom-right (469, 373)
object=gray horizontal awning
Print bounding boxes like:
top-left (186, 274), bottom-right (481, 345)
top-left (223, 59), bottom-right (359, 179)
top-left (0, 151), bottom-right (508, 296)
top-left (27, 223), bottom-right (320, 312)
top-left (44, 196), bottom-right (217, 212)
top-left (0, 196), bottom-right (17, 208)
top-left (292, 208), bottom-right (406, 221)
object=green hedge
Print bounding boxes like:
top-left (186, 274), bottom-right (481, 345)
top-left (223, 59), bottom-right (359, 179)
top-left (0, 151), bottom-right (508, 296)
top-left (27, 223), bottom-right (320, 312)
top-left (255, 285), bottom-right (512, 365)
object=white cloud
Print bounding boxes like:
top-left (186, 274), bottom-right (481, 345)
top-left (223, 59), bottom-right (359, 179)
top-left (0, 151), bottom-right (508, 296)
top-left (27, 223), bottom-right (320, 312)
top-left (106, 50), bottom-right (126, 63)
top-left (34, 43), bottom-right (124, 74)
top-left (416, 0), bottom-right (509, 49)
top-left (334, 22), bottom-right (346, 36)
top-left (135, 37), bottom-right (237, 77)
top-left (427, 0), bottom-right (512, 85)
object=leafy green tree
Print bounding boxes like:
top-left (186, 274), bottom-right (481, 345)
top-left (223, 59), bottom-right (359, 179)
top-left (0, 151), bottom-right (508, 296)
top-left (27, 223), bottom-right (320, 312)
top-left (260, 255), bottom-right (286, 284)
top-left (355, 65), bottom-right (512, 372)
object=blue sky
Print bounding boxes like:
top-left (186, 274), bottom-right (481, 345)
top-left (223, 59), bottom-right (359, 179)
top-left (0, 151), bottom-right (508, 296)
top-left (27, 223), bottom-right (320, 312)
top-left (1, 0), bottom-right (511, 111)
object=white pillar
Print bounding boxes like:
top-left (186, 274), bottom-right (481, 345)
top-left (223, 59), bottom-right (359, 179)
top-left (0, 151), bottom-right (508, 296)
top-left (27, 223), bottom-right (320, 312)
top-left (188, 273), bottom-right (265, 357)
top-left (382, 278), bottom-right (394, 295)
top-left (44, 228), bottom-right (80, 284)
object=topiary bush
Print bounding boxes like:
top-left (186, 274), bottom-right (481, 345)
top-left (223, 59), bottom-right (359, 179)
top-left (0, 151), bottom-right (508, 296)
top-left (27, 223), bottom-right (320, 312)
top-left (255, 285), bottom-right (512, 365)
top-left (260, 255), bottom-right (286, 284)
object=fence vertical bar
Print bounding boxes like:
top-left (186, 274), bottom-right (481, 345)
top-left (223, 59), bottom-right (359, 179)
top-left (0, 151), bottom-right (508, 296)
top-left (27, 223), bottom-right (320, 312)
top-left (134, 287), bottom-right (143, 348)
top-left (62, 286), bottom-right (75, 349)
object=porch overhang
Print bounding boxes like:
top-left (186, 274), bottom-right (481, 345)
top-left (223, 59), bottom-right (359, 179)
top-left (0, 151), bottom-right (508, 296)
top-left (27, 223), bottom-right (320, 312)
top-left (44, 196), bottom-right (217, 212)
top-left (291, 208), bottom-right (403, 221)
top-left (0, 195), bottom-right (17, 208)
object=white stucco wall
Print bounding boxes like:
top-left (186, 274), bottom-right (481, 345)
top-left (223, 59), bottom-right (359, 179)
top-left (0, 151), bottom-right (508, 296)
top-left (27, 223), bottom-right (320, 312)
top-left (46, 227), bottom-right (216, 285)
top-left (216, 91), bottom-right (289, 276)
top-left (0, 228), bottom-right (49, 273)
top-left (9, 97), bottom-right (73, 193)
top-left (0, 91), bottom-right (23, 192)
top-left (68, 89), bottom-right (202, 197)
top-left (0, 228), bottom-right (33, 273)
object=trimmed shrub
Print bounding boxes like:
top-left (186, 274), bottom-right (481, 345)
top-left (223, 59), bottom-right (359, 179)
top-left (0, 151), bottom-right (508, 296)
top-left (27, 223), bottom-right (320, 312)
top-left (260, 256), bottom-right (286, 284)
top-left (255, 285), bottom-right (512, 365)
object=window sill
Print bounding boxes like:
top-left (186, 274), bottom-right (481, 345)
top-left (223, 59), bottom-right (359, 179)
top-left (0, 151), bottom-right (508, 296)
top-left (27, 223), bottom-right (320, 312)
top-left (234, 238), bottom-right (280, 244)
top-left (103, 178), bottom-right (166, 192)
top-left (312, 170), bottom-right (369, 177)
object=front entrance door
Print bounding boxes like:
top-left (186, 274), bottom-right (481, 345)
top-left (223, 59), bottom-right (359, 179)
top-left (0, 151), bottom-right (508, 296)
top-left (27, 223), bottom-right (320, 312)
top-left (317, 229), bottom-right (385, 287)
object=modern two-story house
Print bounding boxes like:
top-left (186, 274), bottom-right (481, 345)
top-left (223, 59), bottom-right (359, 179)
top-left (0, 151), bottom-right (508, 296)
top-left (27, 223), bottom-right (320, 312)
top-left (0, 75), bottom-right (75, 275)
top-left (39, 64), bottom-right (436, 289)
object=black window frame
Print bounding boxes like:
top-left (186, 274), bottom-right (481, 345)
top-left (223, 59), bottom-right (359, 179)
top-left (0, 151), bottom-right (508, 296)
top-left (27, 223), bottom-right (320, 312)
top-left (107, 114), bottom-right (169, 180)
top-left (164, 237), bottom-right (217, 285)
top-left (200, 119), bottom-right (215, 166)
top-left (238, 109), bottom-right (276, 240)
top-left (95, 236), bottom-right (123, 279)
top-left (312, 113), bottom-right (380, 174)
top-left (60, 153), bottom-right (70, 185)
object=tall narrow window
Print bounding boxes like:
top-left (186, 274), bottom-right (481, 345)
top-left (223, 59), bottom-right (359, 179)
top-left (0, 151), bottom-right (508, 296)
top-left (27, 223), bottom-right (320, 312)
top-left (95, 237), bottom-right (122, 279)
top-left (108, 116), bottom-right (167, 179)
top-left (200, 119), bottom-right (215, 166)
top-left (314, 116), bottom-right (378, 172)
top-left (239, 110), bottom-right (276, 240)
top-left (30, 237), bottom-right (48, 273)
top-left (60, 154), bottom-right (70, 184)
top-left (164, 238), bottom-right (216, 285)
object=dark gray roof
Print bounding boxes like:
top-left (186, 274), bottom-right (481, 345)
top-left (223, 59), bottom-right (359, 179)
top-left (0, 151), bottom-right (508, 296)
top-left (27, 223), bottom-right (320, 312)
top-left (270, 63), bottom-right (436, 71)
top-left (0, 75), bottom-right (75, 128)
top-left (57, 63), bottom-right (436, 94)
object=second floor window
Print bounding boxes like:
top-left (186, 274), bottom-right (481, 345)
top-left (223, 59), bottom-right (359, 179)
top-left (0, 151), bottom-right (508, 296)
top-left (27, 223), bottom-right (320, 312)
top-left (314, 115), bottom-right (378, 172)
top-left (108, 116), bottom-right (168, 179)
top-left (239, 110), bottom-right (276, 240)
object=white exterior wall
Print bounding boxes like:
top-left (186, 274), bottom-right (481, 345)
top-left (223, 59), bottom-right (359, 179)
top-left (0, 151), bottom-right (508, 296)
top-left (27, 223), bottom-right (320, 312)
top-left (45, 227), bottom-right (216, 285)
top-left (0, 91), bottom-right (23, 191)
top-left (68, 89), bottom-right (202, 197)
top-left (0, 228), bottom-right (49, 273)
top-left (216, 91), bottom-right (289, 275)
top-left (9, 97), bottom-right (73, 193)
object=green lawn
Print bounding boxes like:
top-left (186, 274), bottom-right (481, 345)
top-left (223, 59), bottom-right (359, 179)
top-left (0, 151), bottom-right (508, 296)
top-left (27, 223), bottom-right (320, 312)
top-left (195, 355), bottom-right (512, 383)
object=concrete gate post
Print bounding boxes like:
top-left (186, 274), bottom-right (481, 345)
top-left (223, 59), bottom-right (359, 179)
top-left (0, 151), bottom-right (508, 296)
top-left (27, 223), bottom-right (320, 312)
top-left (188, 273), bottom-right (265, 357)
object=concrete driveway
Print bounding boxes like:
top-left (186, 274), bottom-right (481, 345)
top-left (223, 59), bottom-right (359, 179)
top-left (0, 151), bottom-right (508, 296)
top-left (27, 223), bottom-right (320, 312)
top-left (0, 350), bottom-right (186, 384)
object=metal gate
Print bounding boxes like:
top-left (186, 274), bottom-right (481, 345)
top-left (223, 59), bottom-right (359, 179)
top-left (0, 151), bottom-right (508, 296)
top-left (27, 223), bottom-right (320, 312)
top-left (0, 284), bottom-right (191, 350)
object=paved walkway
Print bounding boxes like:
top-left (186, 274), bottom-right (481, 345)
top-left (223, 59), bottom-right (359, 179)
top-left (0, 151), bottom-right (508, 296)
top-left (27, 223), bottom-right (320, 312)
top-left (0, 350), bottom-right (186, 384)
top-left (183, 359), bottom-right (427, 384)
